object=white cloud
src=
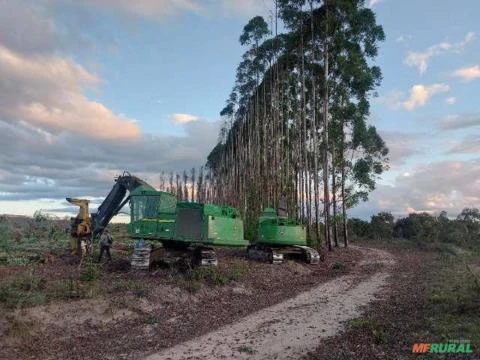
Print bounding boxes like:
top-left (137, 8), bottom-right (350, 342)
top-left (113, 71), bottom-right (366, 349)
top-left (379, 131), bottom-right (420, 167)
top-left (452, 65), bottom-right (480, 82)
top-left (367, 0), bottom-right (383, 7)
top-left (402, 84), bottom-right (450, 110)
top-left (396, 34), bottom-right (411, 43)
top-left (220, 0), bottom-right (269, 17)
top-left (0, 0), bottom-right (223, 214)
top-left (170, 113), bottom-right (199, 124)
top-left (404, 32), bottom-right (475, 74)
top-left (448, 135), bottom-right (480, 154)
top-left (0, 0), bottom-right (57, 54)
top-left (0, 44), bottom-right (140, 140)
top-left (374, 90), bottom-right (403, 109)
top-left (68, 0), bottom-right (204, 19)
top-left (56, 0), bottom-right (268, 20)
top-left (351, 159), bottom-right (480, 218)
top-left (438, 113), bottom-right (480, 131)
top-left (445, 97), bottom-right (456, 105)
top-left (377, 84), bottom-right (450, 111)
top-left (0, 117), bottom-right (220, 204)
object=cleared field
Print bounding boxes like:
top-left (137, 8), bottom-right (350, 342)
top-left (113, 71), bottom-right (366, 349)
top-left (0, 215), bottom-right (363, 360)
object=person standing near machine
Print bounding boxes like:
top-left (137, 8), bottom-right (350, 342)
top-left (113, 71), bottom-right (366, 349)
top-left (98, 229), bottom-right (113, 261)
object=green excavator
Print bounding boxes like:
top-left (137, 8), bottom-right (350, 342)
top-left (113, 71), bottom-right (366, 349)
top-left (67, 171), bottom-right (248, 269)
top-left (68, 172), bottom-right (320, 268)
top-left (247, 207), bottom-right (321, 264)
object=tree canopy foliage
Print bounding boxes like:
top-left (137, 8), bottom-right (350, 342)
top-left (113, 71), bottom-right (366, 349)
top-left (349, 208), bottom-right (480, 246)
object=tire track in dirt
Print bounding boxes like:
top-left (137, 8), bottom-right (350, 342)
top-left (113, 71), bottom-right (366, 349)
top-left (144, 247), bottom-right (395, 360)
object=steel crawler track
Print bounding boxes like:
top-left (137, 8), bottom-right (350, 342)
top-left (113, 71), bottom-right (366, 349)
top-left (247, 244), bottom-right (321, 264)
top-left (131, 245), bottom-right (218, 270)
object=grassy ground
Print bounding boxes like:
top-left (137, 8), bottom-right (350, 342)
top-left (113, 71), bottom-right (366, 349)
top-left (5, 214), bottom-right (477, 359)
top-left (0, 215), bottom-right (364, 360)
top-left (306, 239), bottom-right (480, 359)
top-left (0, 214), bottom-right (70, 266)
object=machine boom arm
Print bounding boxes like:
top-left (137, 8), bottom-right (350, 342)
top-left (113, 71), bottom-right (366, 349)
top-left (91, 171), bottom-right (155, 237)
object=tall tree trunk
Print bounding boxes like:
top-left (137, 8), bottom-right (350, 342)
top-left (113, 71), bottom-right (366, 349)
top-left (301, 16), bottom-right (311, 239)
top-left (183, 171), bottom-right (188, 202)
top-left (300, 32), bottom-right (307, 231)
top-left (309, 1), bottom-right (320, 245)
top-left (341, 119), bottom-right (348, 247)
top-left (190, 167), bottom-right (196, 202)
top-left (331, 143), bottom-right (338, 247)
top-left (323, 0), bottom-right (332, 251)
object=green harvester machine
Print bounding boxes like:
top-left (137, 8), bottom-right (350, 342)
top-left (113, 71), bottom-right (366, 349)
top-left (128, 186), bottom-right (177, 241)
top-left (68, 172), bottom-right (320, 270)
top-left (247, 207), bottom-right (321, 264)
top-left (128, 186), bottom-right (248, 268)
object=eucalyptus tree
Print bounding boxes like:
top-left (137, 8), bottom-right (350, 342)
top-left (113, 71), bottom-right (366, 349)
top-left (168, 172), bottom-right (174, 194)
top-left (190, 167), bottom-right (196, 202)
top-left (202, 0), bottom-right (387, 249)
top-left (196, 166), bottom-right (204, 203)
top-left (176, 173), bottom-right (182, 200)
top-left (317, 0), bottom-right (387, 248)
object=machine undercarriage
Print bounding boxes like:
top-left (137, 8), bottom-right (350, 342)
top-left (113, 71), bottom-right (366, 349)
top-left (247, 244), bottom-right (321, 264)
top-left (131, 244), bottom-right (218, 270)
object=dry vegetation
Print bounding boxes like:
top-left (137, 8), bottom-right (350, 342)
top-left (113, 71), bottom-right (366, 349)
top-left (2, 214), bottom-right (478, 359)
top-left (306, 240), bottom-right (480, 360)
top-left (0, 215), bottom-right (362, 360)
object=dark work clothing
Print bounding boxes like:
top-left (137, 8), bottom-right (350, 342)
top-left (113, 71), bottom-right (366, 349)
top-left (100, 233), bottom-right (112, 247)
top-left (98, 244), bottom-right (111, 261)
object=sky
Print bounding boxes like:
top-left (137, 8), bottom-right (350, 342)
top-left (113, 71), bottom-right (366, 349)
top-left (0, 0), bottom-right (479, 220)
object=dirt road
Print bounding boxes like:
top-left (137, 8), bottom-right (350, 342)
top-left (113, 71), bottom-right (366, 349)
top-left (144, 247), bottom-right (395, 360)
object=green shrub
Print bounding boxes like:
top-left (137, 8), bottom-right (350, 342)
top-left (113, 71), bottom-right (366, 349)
top-left (188, 266), bottom-right (228, 286)
top-left (348, 317), bottom-right (386, 344)
top-left (348, 318), bottom-right (371, 329)
top-left (145, 315), bottom-right (160, 325)
top-left (370, 212), bottom-right (394, 240)
top-left (16, 269), bottom-right (46, 292)
top-left (428, 292), bottom-right (451, 305)
top-left (111, 279), bottom-right (134, 292)
top-left (110, 278), bottom-right (148, 297)
top-left (0, 269), bottom-right (47, 309)
top-left (237, 345), bottom-right (255, 354)
top-left (184, 280), bottom-right (202, 293)
top-left (0, 214), bottom-right (69, 257)
top-left (50, 279), bottom-right (85, 299)
top-left (33, 210), bottom-right (50, 222)
top-left (28, 293), bottom-right (47, 306)
top-left (0, 222), bottom-right (13, 252)
top-left (7, 256), bottom-right (30, 266)
top-left (228, 260), bottom-right (249, 281)
top-left (80, 257), bottom-right (101, 282)
top-left (348, 218), bottom-right (372, 239)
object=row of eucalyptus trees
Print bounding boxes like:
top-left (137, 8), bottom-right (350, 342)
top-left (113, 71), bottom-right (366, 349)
top-left (158, 168), bottom-right (216, 203)
top-left (205, 0), bottom-right (389, 249)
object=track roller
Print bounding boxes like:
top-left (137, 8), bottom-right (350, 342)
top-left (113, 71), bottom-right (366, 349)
top-left (247, 245), bottom-right (283, 264)
top-left (192, 246), bottom-right (218, 267)
top-left (293, 245), bottom-right (321, 264)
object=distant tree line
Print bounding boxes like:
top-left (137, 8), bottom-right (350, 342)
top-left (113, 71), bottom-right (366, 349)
top-left (349, 208), bottom-right (480, 245)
